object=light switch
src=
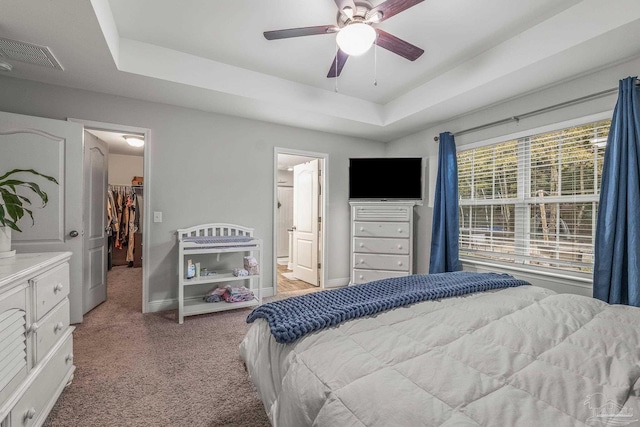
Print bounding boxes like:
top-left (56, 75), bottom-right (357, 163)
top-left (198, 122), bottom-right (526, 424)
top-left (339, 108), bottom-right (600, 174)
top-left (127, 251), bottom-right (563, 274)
top-left (153, 211), bottom-right (163, 223)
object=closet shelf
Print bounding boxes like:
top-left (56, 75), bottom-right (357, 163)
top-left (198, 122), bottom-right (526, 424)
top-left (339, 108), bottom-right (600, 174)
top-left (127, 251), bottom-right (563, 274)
top-left (182, 271), bottom-right (255, 286)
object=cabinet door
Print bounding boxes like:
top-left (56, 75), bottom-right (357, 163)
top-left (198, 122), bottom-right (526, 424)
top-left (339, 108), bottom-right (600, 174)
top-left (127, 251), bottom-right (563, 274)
top-left (0, 286), bottom-right (29, 405)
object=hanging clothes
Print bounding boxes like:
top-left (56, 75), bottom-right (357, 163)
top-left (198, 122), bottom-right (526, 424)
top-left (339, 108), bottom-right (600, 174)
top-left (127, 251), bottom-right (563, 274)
top-left (108, 185), bottom-right (141, 267)
top-left (126, 194), bottom-right (137, 263)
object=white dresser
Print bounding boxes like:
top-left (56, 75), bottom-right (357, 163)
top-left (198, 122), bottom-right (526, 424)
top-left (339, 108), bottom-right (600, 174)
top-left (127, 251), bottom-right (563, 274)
top-left (0, 252), bottom-right (75, 427)
top-left (350, 201), bottom-right (416, 285)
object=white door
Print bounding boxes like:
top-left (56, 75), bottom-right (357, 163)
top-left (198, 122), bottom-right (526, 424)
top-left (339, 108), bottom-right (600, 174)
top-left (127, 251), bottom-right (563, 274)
top-left (83, 132), bottom-right (108, 314)
top-left (293, 160), bottom-right (319, 286)
top-left (0, 111), bottom-right (84, 323)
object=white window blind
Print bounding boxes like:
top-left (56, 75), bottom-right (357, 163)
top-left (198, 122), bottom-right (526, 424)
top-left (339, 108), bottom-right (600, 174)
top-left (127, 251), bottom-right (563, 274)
top-left (458, 119), bottom-right (610, 273)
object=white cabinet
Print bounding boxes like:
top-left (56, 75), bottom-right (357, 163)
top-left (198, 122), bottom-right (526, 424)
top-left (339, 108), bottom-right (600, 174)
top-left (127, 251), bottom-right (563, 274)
top-left (177, 224), bottom-right (262, 324)
top-left (350, 202), bottom-right (415, 285)
top-left (0, 252), bottom-right (75, 427)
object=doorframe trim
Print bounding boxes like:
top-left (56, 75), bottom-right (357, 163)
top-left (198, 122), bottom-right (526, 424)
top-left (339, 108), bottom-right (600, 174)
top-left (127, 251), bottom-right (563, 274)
top-left (68, 118), bottom-right (151, 314)
top-left (273, 147), bottom-right (328, 294)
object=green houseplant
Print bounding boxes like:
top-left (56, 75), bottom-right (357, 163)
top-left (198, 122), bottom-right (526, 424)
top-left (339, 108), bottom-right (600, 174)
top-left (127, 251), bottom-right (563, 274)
top-left (0, 168), bottom-right (59, 255)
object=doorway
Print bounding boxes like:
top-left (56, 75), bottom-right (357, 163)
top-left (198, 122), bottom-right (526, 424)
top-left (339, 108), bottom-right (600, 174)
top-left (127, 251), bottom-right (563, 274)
top-left (274, 149), bottom-right (328, 296)
top-left (70, 118), bottom-right (150, 315)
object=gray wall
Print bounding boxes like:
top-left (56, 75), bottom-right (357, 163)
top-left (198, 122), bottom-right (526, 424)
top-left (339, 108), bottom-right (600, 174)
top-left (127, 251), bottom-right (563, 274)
top-left (385, 56), bottom-right (640, 289)
top-left (0, 76), bottom-right (385, 307)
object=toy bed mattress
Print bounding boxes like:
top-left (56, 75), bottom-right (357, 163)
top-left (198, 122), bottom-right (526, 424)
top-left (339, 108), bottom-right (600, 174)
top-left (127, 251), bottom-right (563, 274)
top-left (240, 285), bottom-right (640, 426)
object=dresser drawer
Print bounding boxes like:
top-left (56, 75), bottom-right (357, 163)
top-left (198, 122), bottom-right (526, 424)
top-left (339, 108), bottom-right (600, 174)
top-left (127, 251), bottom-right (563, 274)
top-left (353, 222), bottom-right (410, 238)
top-left (353, 254), bottom-right (410, 271)
top-left (353, 269), bottom-right (409, 285)
top-left (10, 333), bottom-right (73, 427)
top-left (32, 263), bottom-right (69, 320)
top-left (353, 205), bottom-right (411, 221)
top-left (34, 299), bottom-right (69, 365)
top-left (353, 237), bottom-right (409, 255)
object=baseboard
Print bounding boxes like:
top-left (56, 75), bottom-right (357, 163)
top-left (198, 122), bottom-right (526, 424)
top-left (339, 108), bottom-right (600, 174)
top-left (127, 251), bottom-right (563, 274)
top-left (147, 287), bottom-right (276, 313)
top-left (326, 277), bottom-right (349, 288)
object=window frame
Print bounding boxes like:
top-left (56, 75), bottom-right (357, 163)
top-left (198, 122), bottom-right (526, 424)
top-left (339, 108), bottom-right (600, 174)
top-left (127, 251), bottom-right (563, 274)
top-left (456, 112), bottom-right (612, 276)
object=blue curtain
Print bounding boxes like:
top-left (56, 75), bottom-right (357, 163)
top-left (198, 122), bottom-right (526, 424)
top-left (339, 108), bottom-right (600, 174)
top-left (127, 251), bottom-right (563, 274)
top-left (429, 132), bottom-right (461, 273)
top-left (593, 76), bottom-right (640, 306)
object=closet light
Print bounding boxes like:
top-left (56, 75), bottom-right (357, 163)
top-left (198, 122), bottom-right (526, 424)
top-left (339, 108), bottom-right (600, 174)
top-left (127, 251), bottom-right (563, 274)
top-left (123, 135), bottom-right (144, 147)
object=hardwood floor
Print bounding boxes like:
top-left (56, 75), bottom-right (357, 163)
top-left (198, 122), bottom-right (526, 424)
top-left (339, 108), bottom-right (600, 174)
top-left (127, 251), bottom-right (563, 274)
top-left (277, 264), bottom-right (317, 293)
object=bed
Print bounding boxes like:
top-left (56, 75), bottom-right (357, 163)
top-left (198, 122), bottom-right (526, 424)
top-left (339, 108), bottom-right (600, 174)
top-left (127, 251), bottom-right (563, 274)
top-left (240, 274), bottom-right (640, 426)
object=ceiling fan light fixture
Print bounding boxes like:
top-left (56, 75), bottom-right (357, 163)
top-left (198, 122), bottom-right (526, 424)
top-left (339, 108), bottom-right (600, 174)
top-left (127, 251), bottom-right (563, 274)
top-left (336, 23), bottom-right (376, 56)
top-left (123, 135), bottom-right (144, 147)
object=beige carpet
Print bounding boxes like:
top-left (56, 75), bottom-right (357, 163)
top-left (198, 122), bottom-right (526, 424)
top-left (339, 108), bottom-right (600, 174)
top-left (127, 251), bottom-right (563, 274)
top-left (44, 266), bottom-right (277, 427)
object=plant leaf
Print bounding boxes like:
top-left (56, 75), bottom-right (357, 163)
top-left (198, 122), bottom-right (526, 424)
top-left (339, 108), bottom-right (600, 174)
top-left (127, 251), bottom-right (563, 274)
top-left (0, 180), bottom-right (49, 206)
top-left (0, 168), bottom-right (58, 184)
top-left (22, 207), bottom-right (34, 226)
top-left (3, 219), bottom-right (21, 232)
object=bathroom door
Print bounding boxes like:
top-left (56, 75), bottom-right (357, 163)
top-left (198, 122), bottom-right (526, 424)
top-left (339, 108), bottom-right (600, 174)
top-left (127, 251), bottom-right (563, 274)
top-left (292, 160), bottom-right (319, 286)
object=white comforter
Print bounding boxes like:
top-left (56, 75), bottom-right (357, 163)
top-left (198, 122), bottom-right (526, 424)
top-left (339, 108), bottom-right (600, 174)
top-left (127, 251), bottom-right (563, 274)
top-left (240, 286), bottom-right (640, 426)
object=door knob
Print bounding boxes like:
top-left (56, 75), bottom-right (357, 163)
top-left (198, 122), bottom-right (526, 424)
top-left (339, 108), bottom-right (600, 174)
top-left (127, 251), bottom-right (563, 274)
top-left (69, 230), bottom-right (79, 238)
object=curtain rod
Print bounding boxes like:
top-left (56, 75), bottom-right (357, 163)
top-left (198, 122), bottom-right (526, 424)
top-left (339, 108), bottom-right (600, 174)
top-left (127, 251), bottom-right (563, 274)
top-left (433, 86), bottom-right (620, 142)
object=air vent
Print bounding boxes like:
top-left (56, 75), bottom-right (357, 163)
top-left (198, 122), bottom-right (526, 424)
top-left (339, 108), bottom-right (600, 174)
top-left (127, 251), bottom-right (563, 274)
top-left (0, 37), bottom-right (63, 70)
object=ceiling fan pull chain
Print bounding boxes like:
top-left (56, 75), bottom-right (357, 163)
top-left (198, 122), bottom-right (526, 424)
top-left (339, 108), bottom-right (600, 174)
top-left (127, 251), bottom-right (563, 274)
top-left (374, 37), bottom-right (378, 87)
top-left (335, 42), bottom-right (339, 93)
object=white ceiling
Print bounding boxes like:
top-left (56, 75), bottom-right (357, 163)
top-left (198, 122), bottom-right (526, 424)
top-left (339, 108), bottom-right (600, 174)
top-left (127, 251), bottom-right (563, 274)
top-left (86, 129), bottom-right (144, 156)
top-left (277, 154), bottom-right (316, 171)
top-left (2, 0), bottom-right (640, 142)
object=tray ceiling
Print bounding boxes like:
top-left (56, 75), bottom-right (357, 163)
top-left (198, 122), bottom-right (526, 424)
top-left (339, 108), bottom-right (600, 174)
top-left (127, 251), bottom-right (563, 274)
top-left (2, 0), bottom-right (640, 141)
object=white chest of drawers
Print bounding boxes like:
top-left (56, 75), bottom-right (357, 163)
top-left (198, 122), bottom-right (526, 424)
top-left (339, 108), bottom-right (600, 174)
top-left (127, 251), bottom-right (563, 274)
top-left (0, 252), bottom-right (75, 427)
top-left (350, 202), bottom-right (416, 285)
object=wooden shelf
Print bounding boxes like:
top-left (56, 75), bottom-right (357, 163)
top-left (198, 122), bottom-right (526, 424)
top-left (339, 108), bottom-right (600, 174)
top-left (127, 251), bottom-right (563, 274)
top-left (182, 271), bottom-right (257, 286)
top-left (183, 297), bottom-right (260, 316)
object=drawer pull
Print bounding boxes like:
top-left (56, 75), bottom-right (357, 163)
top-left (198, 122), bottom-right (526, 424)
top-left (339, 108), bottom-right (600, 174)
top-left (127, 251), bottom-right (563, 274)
top-left (398, 245), bottom-right (403, 250)
top-left (25, 407), bottom-right (36, 421)
top-left (66, 353), bottom-right (74, 364)
top-left (28, 322), bottom-right (39, 334)
top-left (359, 227), bottom-right (365, 232)
top-left (54, 283), bottom-right (64, 293)
top-left (359, 243), bottom-right (364, 248)
top-left (54, 322), bottom-right (65, 333)
top-left (398, 261), bottom-right (403, 266)
top-left (359, 259), bottom-right (364, 264)
top-left (397, 228), bottom-right (403, 233)
top-left (359, 275), bottom-right (364, 279)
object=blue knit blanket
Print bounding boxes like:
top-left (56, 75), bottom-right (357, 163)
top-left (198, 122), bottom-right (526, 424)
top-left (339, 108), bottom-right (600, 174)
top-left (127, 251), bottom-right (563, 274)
top-left (246, 272), bottom-right (529, 344)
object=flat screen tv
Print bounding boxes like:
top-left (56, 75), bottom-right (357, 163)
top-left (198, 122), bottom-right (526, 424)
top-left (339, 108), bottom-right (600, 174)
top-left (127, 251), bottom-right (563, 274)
top-left (349, 157), bottom-right (423, 200)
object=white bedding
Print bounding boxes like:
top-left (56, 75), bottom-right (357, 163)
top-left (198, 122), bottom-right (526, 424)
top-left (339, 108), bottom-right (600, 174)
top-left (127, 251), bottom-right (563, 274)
top-left (240, 286), bottom-right (640, 426)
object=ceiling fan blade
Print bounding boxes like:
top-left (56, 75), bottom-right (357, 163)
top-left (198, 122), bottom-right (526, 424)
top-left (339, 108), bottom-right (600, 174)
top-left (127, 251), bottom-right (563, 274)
top-left (327, 49), bottom-right (349, 78)
top-left (334, 0), bottom-right (357, 16)
top-left (369, 0), bottom-right (424, 22)
top-left (375, 29), bottom-right (424, 61)
top-left (264, 25), bottom-right (338, 40)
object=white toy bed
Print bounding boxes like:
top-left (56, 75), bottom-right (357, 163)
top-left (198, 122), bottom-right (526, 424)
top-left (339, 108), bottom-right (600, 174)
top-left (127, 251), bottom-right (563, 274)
top-left (240, 285), bottom-right (640, 426)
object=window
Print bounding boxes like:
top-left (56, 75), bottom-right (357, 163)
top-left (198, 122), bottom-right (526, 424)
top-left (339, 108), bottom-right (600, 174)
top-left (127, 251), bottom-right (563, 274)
top-left (457, 119), bottom-right (610, 273)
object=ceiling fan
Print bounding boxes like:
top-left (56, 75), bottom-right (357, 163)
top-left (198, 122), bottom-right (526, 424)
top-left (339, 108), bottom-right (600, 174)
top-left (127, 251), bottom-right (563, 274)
top-left (264, 0), bottom-right (425, 78)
